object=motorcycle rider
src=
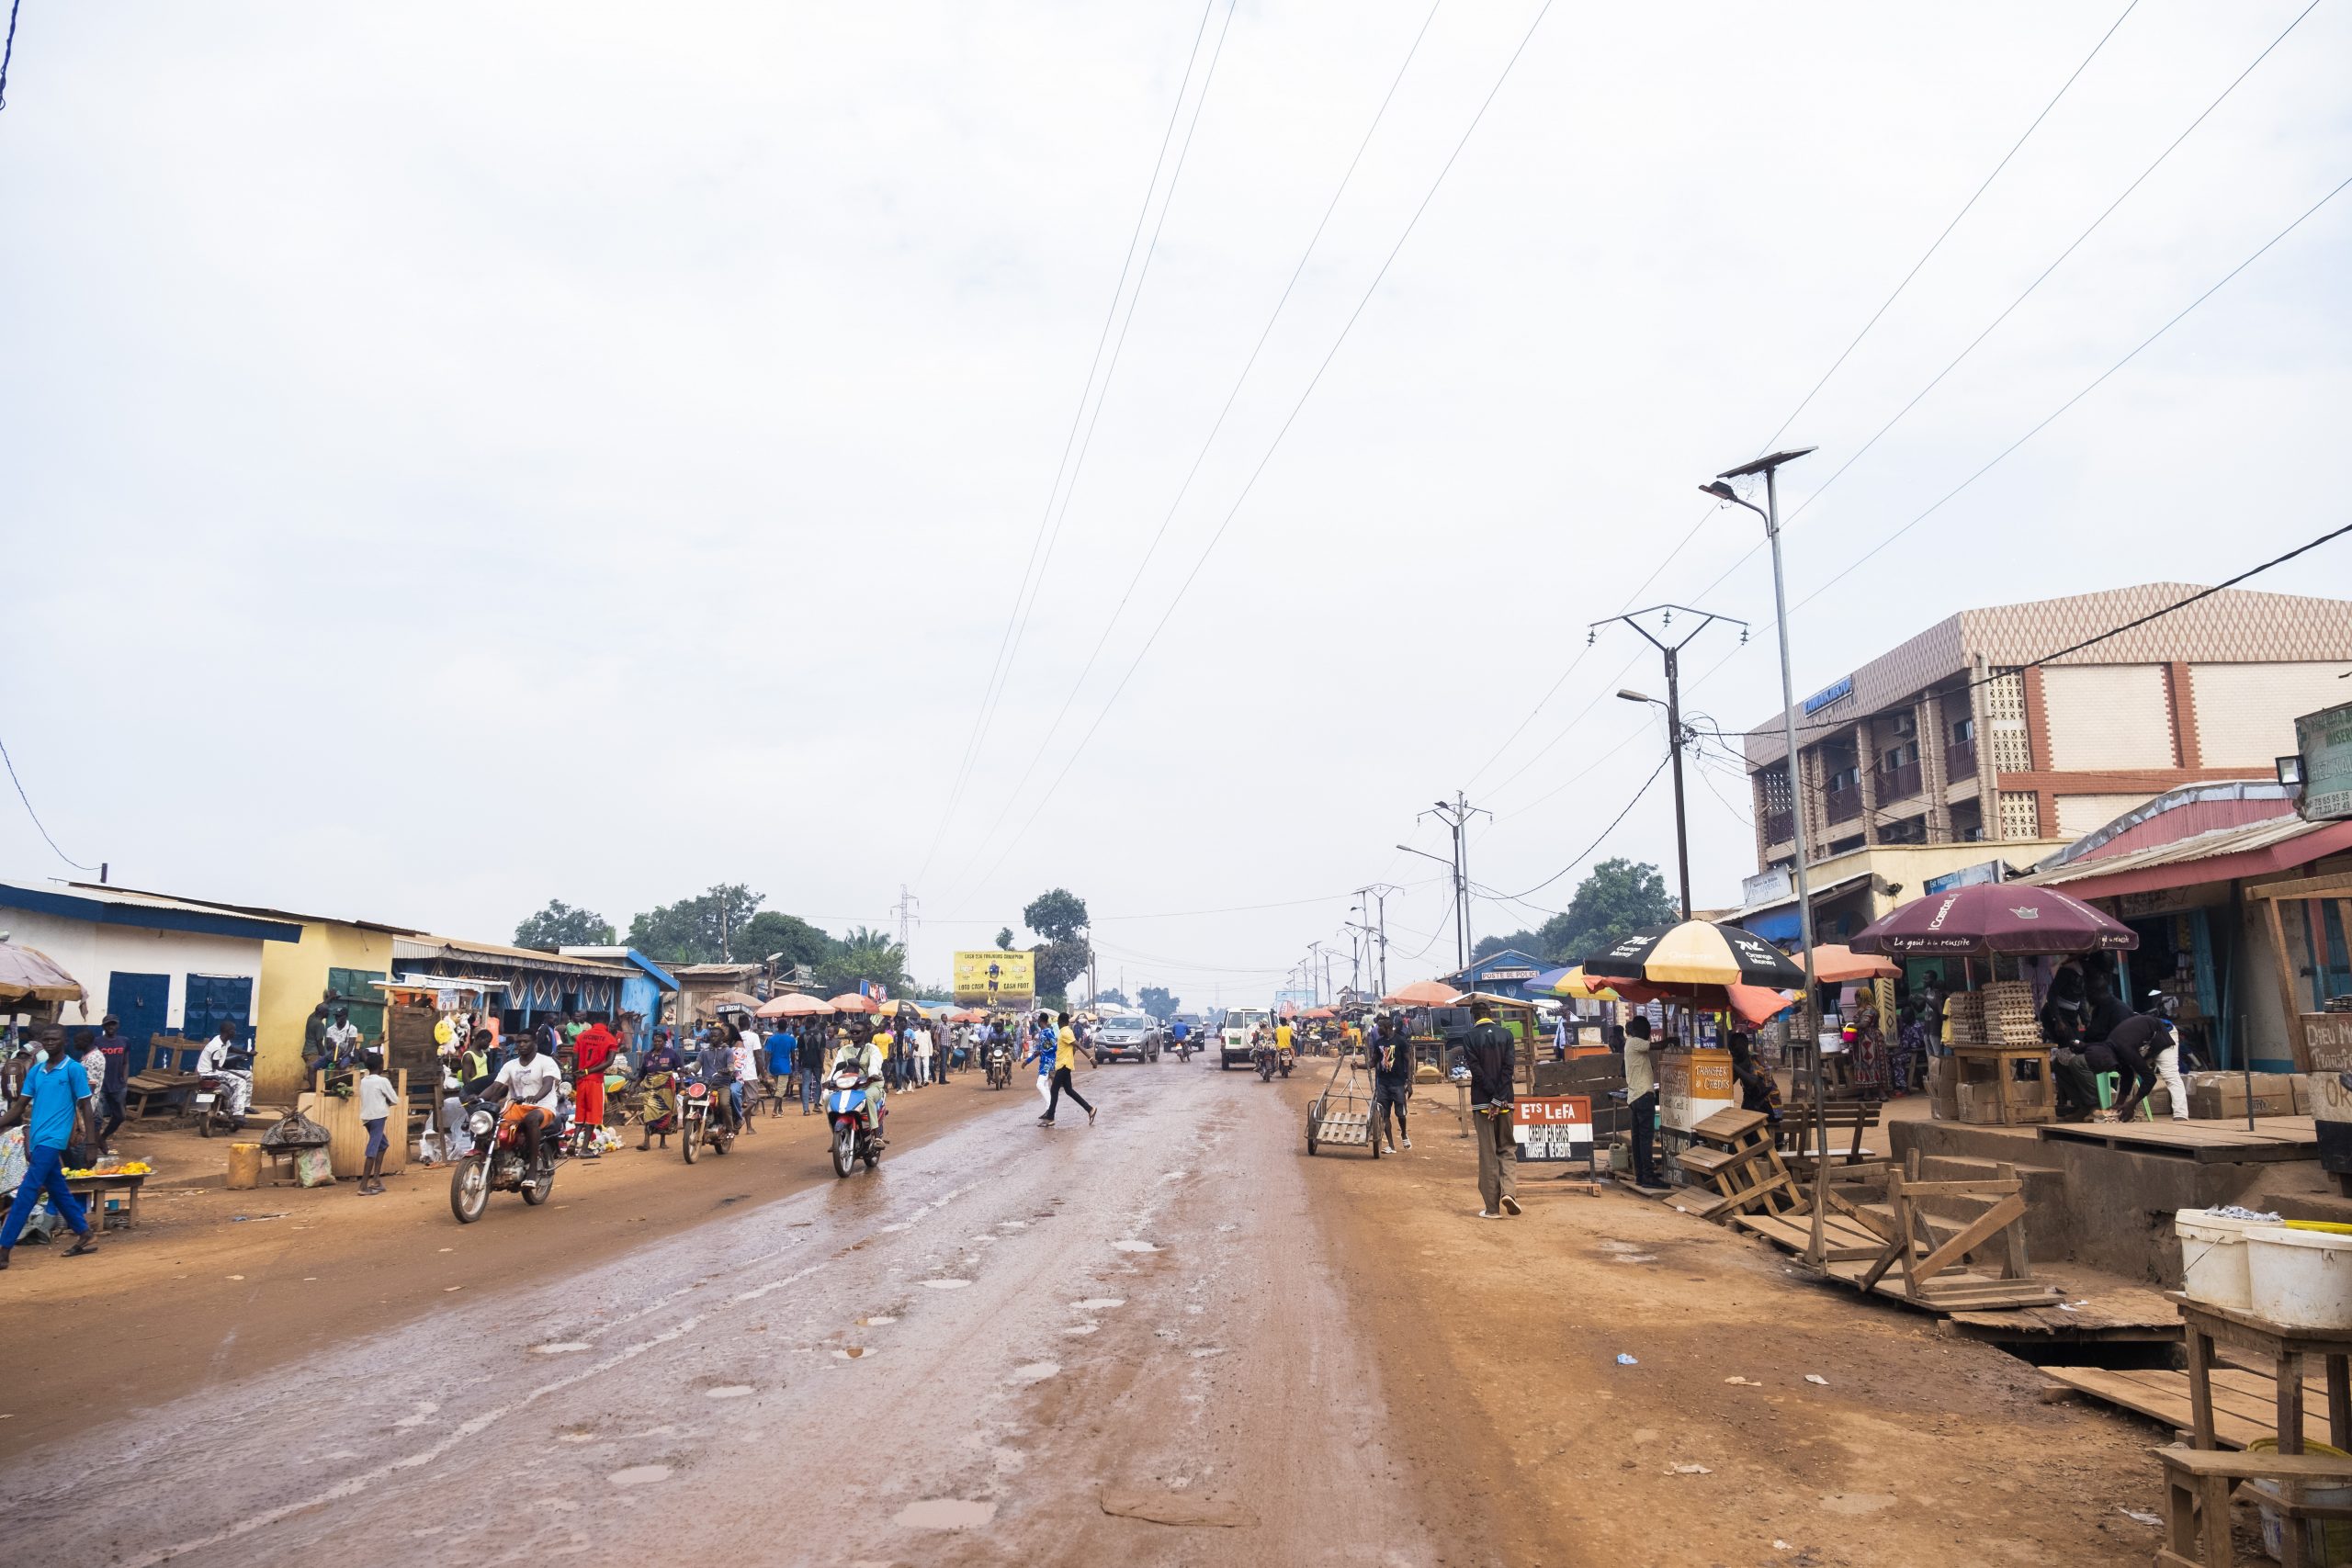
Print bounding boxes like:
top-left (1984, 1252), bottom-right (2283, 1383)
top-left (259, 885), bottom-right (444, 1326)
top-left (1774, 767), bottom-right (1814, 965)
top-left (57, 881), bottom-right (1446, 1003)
top-left (831, 1023), bottom-right (888, 1143)
top-left (484, 1032), bottom-right (565, 1188)
top-left (694, 1028), bottom-right (742, 1137)
top-left (1170, 1018), bottom-right (1191, 1061)
top-left (194, 1019), bottom-right (254, 1122)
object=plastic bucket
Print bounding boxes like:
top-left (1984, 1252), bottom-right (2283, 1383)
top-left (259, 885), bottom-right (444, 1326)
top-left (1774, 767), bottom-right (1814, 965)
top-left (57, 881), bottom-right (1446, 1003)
top-left (2245, 1439), bottom-right (2352, 1565)
top-left (2247, 1225), bottom-right (2352, 1329)
top-left (2177, 1208), bottom-right (2259, 1311)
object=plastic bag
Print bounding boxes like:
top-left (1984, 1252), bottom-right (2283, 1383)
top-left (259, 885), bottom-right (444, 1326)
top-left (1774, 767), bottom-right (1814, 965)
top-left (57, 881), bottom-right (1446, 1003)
top-left (260, 1109), bottom-right (331, 1151)
top-left (293, 1145), bottom-right (336, 1187)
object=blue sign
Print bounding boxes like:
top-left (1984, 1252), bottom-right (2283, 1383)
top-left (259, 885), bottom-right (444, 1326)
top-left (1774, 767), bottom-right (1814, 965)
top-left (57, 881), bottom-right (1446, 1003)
top-left (1802, 674), bottom-right (1855, 715)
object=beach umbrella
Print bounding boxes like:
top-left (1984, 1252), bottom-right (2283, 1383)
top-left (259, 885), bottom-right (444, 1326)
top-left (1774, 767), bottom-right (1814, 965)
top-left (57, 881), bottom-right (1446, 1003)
top-left (828, 992), bottom-right (880, 1014)
top-left (0, 941), bottom-right (84, 1006)
top-left (1382, 979), bottom-right (1461, 1007)
top-left (1544, 966), bottom-right (1620, 1002)
top-left (1606, 977), bottom-right (1796, 1029)
top-left (755, 991), bottom-right (835, 1019)
top-left (1849, 884), bottom-right (2137, 957)
top-left (1792, 943), bottom-right (1901, 983)
top-left (1584, 920), bottom-right (1807, 988)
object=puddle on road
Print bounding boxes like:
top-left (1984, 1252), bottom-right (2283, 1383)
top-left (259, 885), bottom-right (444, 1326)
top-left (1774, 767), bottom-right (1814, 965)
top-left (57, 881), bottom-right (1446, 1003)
top-left (858, 1314), bottom-right (899, 1326)
top-left (533, 1341), bottom-right (592, 1355)
top-left (1011, 1361), bottom-right (1060, 1383)
top-left (835, 1347), bottom-right (869, 1359)
top-left (896, 1498), bottom-right (997, 1530)
top-left (1112, 1240), bottom-right (1159, 1253)
top-left (706, 1385), bottom-right (754, 1400)
top-left (1072, 1298), bottom-right (1125, 1311)
top-left (609, 1466), bottom-right (671, 1486)
top-left (999, 1220), bottom-right (1028, 1230)
top-left (1064, 1324), bottom-right (1099, 1336)
top-left (391, 1401), bottom-right (440, 1428)
top-left (922, 1279), bottom-right (972, 1291)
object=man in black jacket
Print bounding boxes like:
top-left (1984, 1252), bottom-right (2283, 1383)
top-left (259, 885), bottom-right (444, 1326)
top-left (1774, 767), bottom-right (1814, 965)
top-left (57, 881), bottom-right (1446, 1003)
top-left (1458, 1001), bottom-right (1520, 1218)
top-left (1369, 1013), bottom-right (1415, 1153)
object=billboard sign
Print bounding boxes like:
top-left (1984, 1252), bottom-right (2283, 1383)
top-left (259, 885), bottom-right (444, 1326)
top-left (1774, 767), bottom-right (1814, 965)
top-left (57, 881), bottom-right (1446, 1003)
top-left (1512, 1095), bottom-right (1593, 1163)
top-left (2297, 701), bottom-right (2352, 821)
top-left (953, 951), bottom-right (1035, 1006)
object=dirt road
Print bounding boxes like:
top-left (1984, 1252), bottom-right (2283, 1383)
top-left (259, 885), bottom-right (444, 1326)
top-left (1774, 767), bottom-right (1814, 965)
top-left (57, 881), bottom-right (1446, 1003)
top-left (4, 1059), bottom-right (2174, 1566)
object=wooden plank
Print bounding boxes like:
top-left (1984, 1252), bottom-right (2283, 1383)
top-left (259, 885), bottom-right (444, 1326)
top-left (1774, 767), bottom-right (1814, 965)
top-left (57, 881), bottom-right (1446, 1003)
top-left (2049, 1366), bottom-right (2338, 1450)
top-left (1912, 1192), bottom-right (2028, 1283)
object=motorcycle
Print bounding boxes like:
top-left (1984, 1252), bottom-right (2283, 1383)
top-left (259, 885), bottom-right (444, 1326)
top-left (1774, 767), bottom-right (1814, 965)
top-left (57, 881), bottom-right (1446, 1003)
top-left (825, 1065), bottom-right (882, 1178)
top-left (192, 1071), bottom-right (247, 1137)
top-left (448, 1100), bottom-right (560, 1223)
top-left (1173, 1037), bottom-right (1193, 1064)
top-left (679, 1077), bottom-right (738, 1164)
top-left (1254, 1043), bottom-right (1277, 1083)
top-left (986, 1043), bottom-right (1012, 1090)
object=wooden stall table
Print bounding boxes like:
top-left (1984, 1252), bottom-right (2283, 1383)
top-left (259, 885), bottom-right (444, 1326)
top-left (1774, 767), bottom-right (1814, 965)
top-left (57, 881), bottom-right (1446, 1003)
top-left (2179, 1299), bottom-right (2352, 1456)
top-left (65, 1170), bottom-right (148, 1231)
top-left (1950, 1044), bottom-right (2053, 1126)
top-left (2154, 1445), bottom-right (2352, 1568)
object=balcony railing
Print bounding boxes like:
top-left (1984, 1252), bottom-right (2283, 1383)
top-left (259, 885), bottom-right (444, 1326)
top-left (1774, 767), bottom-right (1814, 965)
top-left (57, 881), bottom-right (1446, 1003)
top-left (1825, 785), bottom-right (1861, 826)
top-left (1945, 737), bottom-right (1977, 782)
top-left (1878, 759), bottom-right (1923, 802)
top-left (1763, 809), bottom-right (1793, 845)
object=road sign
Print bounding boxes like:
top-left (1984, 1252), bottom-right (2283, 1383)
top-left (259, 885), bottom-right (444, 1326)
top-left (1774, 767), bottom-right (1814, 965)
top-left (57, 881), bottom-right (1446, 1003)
top-left (1512, 1095), bottom-right (1593, 1163)
top-left (2297, 701), bottom-right (2352, 821)
top-left (953, 950), bottom-right (1035, 1006)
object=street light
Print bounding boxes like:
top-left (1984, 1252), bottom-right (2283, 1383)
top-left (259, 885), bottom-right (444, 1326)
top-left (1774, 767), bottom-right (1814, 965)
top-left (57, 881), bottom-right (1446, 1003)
top-left (1700, 446), bottom-right (1822, 1161)
top-left (1618, 689), bottom-right (1656, 705)
top-left (1590, 604), bottom-right (1744, 919)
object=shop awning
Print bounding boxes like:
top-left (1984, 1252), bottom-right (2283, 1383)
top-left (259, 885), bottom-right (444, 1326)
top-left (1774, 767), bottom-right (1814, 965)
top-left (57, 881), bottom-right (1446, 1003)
top-left (1727, 872), bottom-right (1873, 942)
top-left (2024, 816), bottom-right (2352, 903)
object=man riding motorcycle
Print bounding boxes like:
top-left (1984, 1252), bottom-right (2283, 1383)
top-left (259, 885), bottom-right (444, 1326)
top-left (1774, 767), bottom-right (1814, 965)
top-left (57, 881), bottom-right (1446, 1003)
top-left (1170, 1018), bottom-right (1192, 1061)
top-left (694, 1030), bottom-right (743, 1136)
top-left (831, 1025), bottom-right (888, 1144)
top-left (484, 1033), bottom-right (566, 1189)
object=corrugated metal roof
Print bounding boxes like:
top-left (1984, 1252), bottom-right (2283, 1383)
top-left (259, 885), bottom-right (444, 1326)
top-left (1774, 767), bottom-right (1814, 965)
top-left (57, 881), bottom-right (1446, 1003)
top-left (392, 935), bottom-right (632, 976)
top-left (62, 881), bottom-right (423, 936)
top-left (2029, 814), bottom-right (2333, 886)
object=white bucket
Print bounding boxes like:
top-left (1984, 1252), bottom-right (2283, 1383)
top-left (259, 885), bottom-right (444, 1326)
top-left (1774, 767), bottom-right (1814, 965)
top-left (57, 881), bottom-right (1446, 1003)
top-left (2246, 1226), bottom-right (2352, 1329)
top-left (2177, 1209), bottom-right (2259, 1311)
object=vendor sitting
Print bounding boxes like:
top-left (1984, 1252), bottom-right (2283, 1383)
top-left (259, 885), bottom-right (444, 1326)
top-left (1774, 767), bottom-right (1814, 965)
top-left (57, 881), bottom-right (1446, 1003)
top-left (1726, 1032), bottom-right (1781, 1125)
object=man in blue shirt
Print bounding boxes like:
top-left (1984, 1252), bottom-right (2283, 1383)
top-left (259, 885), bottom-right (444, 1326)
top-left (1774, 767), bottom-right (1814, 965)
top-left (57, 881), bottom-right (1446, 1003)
top-left (1, 1026), bottom-right (98, 1267)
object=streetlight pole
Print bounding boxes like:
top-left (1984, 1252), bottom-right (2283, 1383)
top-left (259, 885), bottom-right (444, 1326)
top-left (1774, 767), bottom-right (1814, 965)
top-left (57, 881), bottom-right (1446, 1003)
top-left (1417, 794), bottom-right (1489, 976)
top-left (1591, 604), bottom-right (1745, 920)
top-left (1702, 447), bottom-right (1822, 1158)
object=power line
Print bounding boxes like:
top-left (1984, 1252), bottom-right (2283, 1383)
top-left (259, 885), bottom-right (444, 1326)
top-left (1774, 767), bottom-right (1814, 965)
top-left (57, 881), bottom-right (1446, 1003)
top-left (0, 732), bottom-right (99, 873)
top-left (960, 0), bottom-right (1563, 892)
top-left (1480, 750), bottom-right (1671, 909)
top-left (1461, 5), bottom-right (2140, 794)
top-left (943, 0), bottom-right (1447, 890)
top-left (0, 0), bottom-right (21, 111)
top-left (917, 0), bottom-right (1232, 886)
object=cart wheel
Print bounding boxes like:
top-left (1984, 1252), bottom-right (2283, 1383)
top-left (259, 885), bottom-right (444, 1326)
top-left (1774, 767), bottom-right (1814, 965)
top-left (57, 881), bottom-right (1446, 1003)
top-left (1306, 1127), bottom-right (1319, 1156)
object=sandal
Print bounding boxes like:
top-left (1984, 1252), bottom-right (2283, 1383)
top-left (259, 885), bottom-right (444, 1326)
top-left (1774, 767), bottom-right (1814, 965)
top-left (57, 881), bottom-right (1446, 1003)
top-left (65, 1235), bottom-right (98, 1257)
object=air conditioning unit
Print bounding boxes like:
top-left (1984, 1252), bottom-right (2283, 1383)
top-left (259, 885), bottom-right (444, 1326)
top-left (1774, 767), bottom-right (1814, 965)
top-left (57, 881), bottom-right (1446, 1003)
top-left (1890, 714), bottom-right (1916, 737)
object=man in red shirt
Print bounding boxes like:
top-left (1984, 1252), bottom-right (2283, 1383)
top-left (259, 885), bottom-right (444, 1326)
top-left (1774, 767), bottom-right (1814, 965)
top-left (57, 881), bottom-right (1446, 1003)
top-left (570, 1018), bottom-right (620, 1157)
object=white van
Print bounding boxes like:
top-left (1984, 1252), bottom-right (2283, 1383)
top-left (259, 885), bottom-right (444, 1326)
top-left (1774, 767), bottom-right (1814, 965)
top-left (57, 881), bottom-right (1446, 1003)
top-left (1219, 1009), bottom-right (1269, 1070)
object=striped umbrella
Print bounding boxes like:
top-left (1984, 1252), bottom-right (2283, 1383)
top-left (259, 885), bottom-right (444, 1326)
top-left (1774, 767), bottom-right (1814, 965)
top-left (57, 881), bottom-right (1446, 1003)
top-left (1543, 966), bottom-right (1621, 1002)
top-left (1583, 919), bottom-right (1808, 989)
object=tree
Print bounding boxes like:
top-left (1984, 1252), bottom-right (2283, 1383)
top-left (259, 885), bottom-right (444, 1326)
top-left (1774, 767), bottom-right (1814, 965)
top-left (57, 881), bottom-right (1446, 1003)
top-left (1023, 888), bottom-right (1089, 942)
top-left (1138, 985), bottom-right (1177, 1019)
top-left (514, 900), bottom-right (616, 952)
top-left (994, 926), bottom-right (1016, 951)
top-left (733, 910), bottom-right (838, 975)
top-left (1031, 938), bottom-right (1089, 1003)
top-left (1095, 987), bottom-right (1130, 1008)
top-left (626, 885), bottom-right (764, 964)
top-left (813, 926), bottom-right (908, 998)
top-left (1536, 859), bottom-right (1676, 965)
top-left (1473, 931), bottom-right (1539, 963)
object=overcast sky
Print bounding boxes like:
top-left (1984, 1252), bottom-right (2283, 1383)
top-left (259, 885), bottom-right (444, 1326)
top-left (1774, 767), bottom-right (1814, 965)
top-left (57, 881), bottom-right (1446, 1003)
top-left (5, 1), bottom-right (2348, 1004)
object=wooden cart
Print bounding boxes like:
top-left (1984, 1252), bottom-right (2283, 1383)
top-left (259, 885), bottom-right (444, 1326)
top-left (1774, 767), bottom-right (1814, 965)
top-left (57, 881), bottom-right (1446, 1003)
top-left (1306, 1049), bottom-right (1381, 1158)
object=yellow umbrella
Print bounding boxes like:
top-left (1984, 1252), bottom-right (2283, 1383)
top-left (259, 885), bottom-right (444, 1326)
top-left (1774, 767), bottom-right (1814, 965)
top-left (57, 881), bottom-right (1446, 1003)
top-left (1546, 967), bottom-right (1620, 1001)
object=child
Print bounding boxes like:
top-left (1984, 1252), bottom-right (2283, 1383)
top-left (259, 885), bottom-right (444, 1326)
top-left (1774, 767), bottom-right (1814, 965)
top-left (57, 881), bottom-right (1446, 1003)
top-left (356, 1050), bottom-right (399, 1196)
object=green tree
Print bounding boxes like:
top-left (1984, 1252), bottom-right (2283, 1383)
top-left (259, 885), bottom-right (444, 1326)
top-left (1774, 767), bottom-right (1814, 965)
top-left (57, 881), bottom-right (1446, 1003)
top-left (1031, 938), bottom-right (1089, 1002)
top-left (814, 926), bottom-right (908, 998)
top-left (1472, 931), bottom-right (1540, 963)
top-left (626, 885), bottom-right (763, 964)
top-left (1537, 859), bottom-right (1677, 964)
top-left (994, 926), bottom-right (1016, 951)
top-left (1095, 987), bottom-right (1130, 1007)
top-left (514, 900), bottom-right (616, 952)
top-left (1023, 888), bottom-right (1089, 942)
top-left (733, 910), bottom-right (839, 974)
top-left (1138, 985), bottom-right (1177, 1019)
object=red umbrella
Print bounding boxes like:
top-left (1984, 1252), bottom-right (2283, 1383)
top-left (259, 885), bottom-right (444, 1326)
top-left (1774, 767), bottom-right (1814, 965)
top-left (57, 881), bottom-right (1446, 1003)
top-left (1849, 883), bottom-right (2137, 957)
top-left (1610, 978), bottom-right (1795, 1029)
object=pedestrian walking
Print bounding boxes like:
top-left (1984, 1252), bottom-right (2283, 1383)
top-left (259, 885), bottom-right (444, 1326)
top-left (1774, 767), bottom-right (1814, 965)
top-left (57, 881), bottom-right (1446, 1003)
top-left (1023, 1012), bottom-right (1054, 1107)
top-left (356, 1051), bottom-right (397, 1195)
top-left (1038, 1011), bottom-right (1097, 1126)
top-left (1459, 1000), bottom-right (1519, 1218)
top-left (1369, 1012), bottom-right (1414, 1153)
top-left (1623, 1015), bottom-right (1659, 1190)
top-left (90, 1016), bottom-right (131, 1154)
top-left (913, 1026), bottom-right (934, 1087)
top-left (0, 1027), bottom-right (99, 1268)
top-left (797, 1025), bottom-right (828, 1113)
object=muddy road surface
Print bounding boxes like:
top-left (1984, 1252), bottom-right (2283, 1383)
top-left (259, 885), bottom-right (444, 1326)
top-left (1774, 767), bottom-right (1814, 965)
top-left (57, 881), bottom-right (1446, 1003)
top-left (5, 1062), bottom-right (1437, 1567)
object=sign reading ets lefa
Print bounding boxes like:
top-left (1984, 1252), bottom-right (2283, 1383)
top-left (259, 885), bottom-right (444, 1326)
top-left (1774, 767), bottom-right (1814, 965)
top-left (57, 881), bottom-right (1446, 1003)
top-left (1512, 1095), bottom-right (1593, 1163)
top-left (952, 951), bottom-right (1035, 1006)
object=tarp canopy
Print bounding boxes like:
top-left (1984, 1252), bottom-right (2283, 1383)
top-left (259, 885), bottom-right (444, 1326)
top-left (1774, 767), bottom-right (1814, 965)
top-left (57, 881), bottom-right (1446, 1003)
top-left (0, 941), bottom-right (83, 1006)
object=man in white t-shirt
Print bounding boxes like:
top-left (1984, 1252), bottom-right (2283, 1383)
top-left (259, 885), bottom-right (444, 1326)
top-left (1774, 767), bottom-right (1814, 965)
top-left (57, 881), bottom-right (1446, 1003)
top-left (1623, 1015), bottom-right (1658, 1189)
top-left (489, 1035), bottom-right (565, 1182)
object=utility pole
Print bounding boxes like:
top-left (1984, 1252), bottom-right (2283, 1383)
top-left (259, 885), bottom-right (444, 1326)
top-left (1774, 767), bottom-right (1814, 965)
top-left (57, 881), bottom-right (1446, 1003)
top-left (1589, 604), bottom-right (1747, 920)
top-left (1306, 943), bottom-right (1326, 1007)
top-left (1417, 795), bottom-right (1488, 976)
top-left (891, 884), bottom-right (921, 954)
top-left (1352, 884), bottom-right (1392, 998)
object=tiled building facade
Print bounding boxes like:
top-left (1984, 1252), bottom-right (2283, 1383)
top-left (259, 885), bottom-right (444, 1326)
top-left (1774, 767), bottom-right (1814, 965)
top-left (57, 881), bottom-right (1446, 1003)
top-left (1740, 584), bottom-right (2352, 874)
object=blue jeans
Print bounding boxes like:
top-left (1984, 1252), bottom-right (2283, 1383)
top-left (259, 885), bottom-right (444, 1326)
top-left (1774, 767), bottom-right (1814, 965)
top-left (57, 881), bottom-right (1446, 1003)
top-left (5, 1142), bottom-right (90, 1245)
top-left (800, 1072), bottom-right (820, 1113)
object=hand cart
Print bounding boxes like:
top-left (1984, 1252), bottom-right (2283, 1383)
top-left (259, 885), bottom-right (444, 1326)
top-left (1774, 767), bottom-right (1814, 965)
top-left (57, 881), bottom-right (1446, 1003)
top-left (1306, 1049), bottom-right (1380, 1158)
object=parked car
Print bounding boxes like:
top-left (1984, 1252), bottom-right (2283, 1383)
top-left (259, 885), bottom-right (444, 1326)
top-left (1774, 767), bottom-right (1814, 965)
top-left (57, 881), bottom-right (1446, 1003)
top-left (1219, 1009), bottom-right (1268, 1070)
top-left (1093, 1016), bottom-right (1157, 1063)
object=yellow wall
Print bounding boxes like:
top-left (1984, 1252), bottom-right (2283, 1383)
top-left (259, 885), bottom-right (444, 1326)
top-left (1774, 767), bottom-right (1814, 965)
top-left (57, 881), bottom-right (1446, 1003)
top-left (254, 922), bottom-right (401, 1101)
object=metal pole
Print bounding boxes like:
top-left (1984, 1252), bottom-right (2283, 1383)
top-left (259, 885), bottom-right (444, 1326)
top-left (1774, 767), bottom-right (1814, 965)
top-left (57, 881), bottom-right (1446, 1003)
top-left (1454, 795), bottom-right (1474, 970)
top-left (1664, 645), bottom-right (1692, 919)
top-left (1763, 463), bottom-right (1827, 1161)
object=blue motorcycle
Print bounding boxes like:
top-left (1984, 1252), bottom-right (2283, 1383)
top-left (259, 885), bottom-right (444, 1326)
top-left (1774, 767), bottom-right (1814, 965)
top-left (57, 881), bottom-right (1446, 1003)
top-left (825, 1065), bottom-right (881, 1178)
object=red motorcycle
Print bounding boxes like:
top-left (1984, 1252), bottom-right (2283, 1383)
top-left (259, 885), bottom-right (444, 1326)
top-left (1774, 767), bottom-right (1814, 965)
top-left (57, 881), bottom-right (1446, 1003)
top-left (448, 1099), bottom-right (560, 1223)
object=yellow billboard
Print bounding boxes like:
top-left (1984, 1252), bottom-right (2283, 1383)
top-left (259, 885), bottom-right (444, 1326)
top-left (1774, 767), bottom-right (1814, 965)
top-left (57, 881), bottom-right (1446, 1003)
top-left (954, 950), bottom-right (1035, 1006)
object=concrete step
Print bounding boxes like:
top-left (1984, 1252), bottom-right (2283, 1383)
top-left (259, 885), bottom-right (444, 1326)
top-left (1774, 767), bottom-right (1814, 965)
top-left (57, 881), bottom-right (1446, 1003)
top-left (1915, 1154), bottom-right (2064, 1204)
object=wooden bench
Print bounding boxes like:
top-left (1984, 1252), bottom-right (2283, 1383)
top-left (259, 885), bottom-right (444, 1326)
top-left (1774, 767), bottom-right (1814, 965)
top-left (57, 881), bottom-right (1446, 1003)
top-left (1675, 1108), bottom-right (1799, 1221)
top-left (1775, 1100), bottom-right (1883, 1175)
top-left (2154, 1444), bottom-right (2352, 1568)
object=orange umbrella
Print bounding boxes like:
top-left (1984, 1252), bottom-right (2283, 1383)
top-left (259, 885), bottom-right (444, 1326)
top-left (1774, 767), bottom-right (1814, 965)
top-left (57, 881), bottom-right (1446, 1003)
top-left (756, 991), bottom-right (836, 1019)
top-left (828, 992), bottom-right (879, 1014)
top-left (1382, 979), bottom-right (1461, 1007)
top-left (1794, 943), bottom-right (1901, 983)
top-left (1609, 978), bottom-right (1796, 1030)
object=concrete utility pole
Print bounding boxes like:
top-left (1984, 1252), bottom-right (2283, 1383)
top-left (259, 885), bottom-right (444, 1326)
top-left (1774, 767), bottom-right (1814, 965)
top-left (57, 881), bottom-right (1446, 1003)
top-left (1352, 885), bottom-right (1392, 998)
top-left (1416, 795), bottom-right (1488, 975)
top-left (1589, 605), bottom-right (1747, 919)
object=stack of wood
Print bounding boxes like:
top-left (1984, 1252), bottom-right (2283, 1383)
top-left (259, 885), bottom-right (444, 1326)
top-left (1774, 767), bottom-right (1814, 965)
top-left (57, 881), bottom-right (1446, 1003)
top-left (1945, 991), bottom-right (1984, 1047)
top-left (1979, 981), bottom-right (2042, 1047)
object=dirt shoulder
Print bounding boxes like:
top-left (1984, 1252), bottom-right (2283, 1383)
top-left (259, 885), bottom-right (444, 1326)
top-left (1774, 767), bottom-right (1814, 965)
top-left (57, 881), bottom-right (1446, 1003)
top-left (1283, 1075), bottom-right (2163, 1568)
top-left (0, 1075), bottom-right (1006, 1462)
